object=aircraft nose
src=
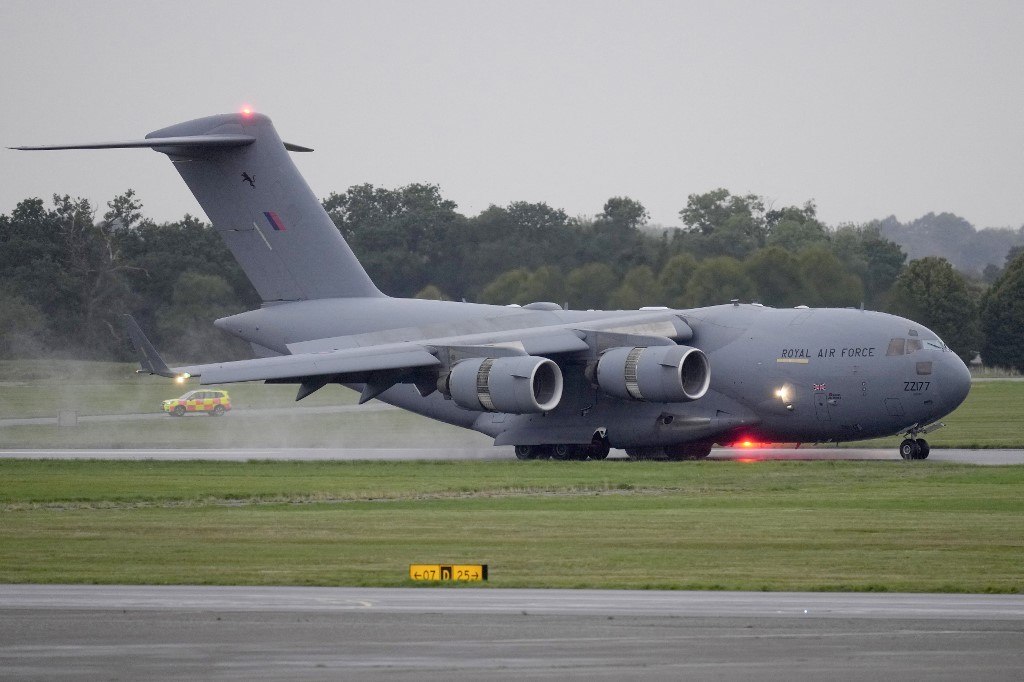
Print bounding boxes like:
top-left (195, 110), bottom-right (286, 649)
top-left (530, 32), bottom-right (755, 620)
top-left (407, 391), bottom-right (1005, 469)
top-left (939, 352), bottom-right (972, 415)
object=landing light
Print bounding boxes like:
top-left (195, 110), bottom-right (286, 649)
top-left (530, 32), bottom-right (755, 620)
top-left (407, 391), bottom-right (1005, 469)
top-left (175, 372), bottom-right (191, 384)
top-left (775, 384), bottom-right (794, 410)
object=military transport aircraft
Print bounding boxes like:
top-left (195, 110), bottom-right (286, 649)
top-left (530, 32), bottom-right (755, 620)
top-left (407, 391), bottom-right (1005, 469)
top-left (13, 111), bottom-right (972, 461)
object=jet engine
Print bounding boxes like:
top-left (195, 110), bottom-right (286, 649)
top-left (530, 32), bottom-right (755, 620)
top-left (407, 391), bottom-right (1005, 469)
top-left (447, 356), bottom-right (563, 414)
top-left (595, 345), bottom-right (710, 402)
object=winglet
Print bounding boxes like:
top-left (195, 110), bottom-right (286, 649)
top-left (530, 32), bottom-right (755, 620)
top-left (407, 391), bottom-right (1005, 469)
top-left (123, 314), bottom-right (179, 379)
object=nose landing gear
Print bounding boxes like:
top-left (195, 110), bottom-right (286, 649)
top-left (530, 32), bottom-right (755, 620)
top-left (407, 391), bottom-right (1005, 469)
top-left (899, 438), bottom-right (930, 460)
top-left (899, 422), bottom-right (943, 460)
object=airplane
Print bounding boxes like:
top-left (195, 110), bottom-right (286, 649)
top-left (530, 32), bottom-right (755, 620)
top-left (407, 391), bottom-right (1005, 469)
top-left (12, 111), bottom-right (972, 461)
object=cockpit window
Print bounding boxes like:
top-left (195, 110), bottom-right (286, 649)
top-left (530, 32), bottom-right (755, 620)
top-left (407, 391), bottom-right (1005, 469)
top-left (886, 338), bottom-right (906, 356)
top-left (888, 337), bottom-right (936, 355)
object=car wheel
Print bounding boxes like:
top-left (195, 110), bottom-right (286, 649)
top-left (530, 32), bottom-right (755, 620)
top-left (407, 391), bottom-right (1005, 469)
top-left (211, 405), bottom-right (226, 417)
top-left (173, 405), bottom-right (185, 417)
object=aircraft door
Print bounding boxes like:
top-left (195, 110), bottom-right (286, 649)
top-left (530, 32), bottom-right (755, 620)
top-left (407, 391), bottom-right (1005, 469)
top-left (813, 390), bottom-right (831, 421)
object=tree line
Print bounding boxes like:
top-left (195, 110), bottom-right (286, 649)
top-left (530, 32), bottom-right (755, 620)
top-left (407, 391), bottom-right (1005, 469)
top-left (1, 186), bottom-right (1023, 372)
top-left (876, 212), bottom-right (1024, 280)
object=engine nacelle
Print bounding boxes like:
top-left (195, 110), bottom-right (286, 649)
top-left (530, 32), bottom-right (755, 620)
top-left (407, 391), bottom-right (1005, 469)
top-left (596, 345), bottom-right (710, 403)
top-left (448, 355), bottom-right (563, 414)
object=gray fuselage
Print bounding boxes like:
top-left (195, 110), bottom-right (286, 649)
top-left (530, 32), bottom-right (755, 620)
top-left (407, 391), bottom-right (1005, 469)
top-left (216, 297), bottom-right (972, 448)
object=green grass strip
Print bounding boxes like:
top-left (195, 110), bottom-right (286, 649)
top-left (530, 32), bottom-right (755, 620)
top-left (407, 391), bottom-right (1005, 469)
top-left (1, 459), bottom-right (1021, 592)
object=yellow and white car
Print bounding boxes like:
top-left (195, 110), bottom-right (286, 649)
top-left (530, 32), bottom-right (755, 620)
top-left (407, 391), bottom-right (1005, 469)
top-left (162, 389), bottom-right (231, 417)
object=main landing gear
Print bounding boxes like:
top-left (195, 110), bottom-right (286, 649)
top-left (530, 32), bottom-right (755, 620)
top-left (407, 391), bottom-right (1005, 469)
top-left (514, 438), bottom-right (611, 461)
top-left (625, 442), bottom-right (713, 461)
top-left (513, 439), bottom-right (714, 462)
top-left (899, 438), bottom-right (930, 460)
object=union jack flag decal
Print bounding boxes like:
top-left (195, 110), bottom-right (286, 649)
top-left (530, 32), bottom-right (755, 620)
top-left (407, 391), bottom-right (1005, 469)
top-left (812, 383), bottom-right (827, 391)
top-left (264, 211), bottom-right (287, 231)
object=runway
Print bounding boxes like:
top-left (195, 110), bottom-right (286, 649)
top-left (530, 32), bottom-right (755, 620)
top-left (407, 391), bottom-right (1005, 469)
top-left (2, 446), bottom-right (1023, 464)
top-left (2, 586), bottom-right (1022, 680)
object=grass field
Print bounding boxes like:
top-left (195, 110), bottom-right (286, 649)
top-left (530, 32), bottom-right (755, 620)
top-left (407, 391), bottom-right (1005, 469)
top-left (1, 459), bottom-right (1022, 592)
top-left (1, 361), bottom-right (1022, 449)
top-left (841, 379), bottom-right (1024, 449)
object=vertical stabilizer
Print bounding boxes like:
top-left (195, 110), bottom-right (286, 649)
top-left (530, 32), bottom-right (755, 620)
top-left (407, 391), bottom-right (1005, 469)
top-left (145, 113), bottom-right (382, 302)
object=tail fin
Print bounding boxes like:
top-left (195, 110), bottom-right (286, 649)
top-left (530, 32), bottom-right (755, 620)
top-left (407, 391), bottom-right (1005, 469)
top-left (15, 112), bottom-right (383, 302)
top-left (147, 112), bottom-right (381, 302)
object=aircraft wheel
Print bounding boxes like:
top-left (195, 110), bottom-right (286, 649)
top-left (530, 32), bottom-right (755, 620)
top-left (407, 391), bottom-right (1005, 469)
top-left (551, 443), bottom-right (572, 461)
top-left (587, 441), bottom-right (610, 461)
top-left (211, 405), bottom-right (226, 417)
top-left (690, 442), bottom-right (713, 460)
top-left (514, 445), bottom-right (534, 460)
top-left (173, 405), bottom-right (186, 417)
top-left (665, 442), bottom-right (712, 461)
top-left (899, 439), bottom-right (920, 460)
top-left (626, 447), bottom-right (666, 461)
top-left (915, 439), bottom-right (930, 459)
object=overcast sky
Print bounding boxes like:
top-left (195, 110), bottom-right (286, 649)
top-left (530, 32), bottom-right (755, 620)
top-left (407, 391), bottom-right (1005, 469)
top-left (2, 0), bottom-right (1022, 230)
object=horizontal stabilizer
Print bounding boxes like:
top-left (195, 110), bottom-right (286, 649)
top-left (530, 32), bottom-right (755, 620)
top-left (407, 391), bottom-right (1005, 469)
top-left (10, 134), bottom-right (256, 151)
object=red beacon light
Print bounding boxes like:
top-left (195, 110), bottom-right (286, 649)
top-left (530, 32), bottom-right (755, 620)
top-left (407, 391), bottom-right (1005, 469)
top-left (240, 106), bottom-right (254, 118)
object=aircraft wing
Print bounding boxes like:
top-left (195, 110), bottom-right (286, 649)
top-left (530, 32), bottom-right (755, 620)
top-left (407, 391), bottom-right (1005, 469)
top-left (175, 346), bottom-right (442, 384)
top-left (124, 310), bottom-right (693, 402)
top-left (126, 314), bottom-right (440, 382)
top-left (168, 331), bottom-right (595, 385)
top-left (124, 314), bottom-right (600, 402)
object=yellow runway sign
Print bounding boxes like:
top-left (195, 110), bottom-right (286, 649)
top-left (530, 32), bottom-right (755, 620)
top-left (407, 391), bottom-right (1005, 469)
top-left (409, 564), bottom-right (488, 581)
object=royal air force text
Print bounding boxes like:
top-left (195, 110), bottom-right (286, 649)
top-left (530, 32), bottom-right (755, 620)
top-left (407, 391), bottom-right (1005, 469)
top-left (780, 347), bottom-right (876, 359)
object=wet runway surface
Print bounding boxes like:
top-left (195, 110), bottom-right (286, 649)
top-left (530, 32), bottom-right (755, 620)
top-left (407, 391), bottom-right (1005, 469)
top-left (2, 586), bottom-right (1022, 680)
top-left (0, 402), bottom-right (398, 427)
top-left (2, 446), bottom-right (1023, 464)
